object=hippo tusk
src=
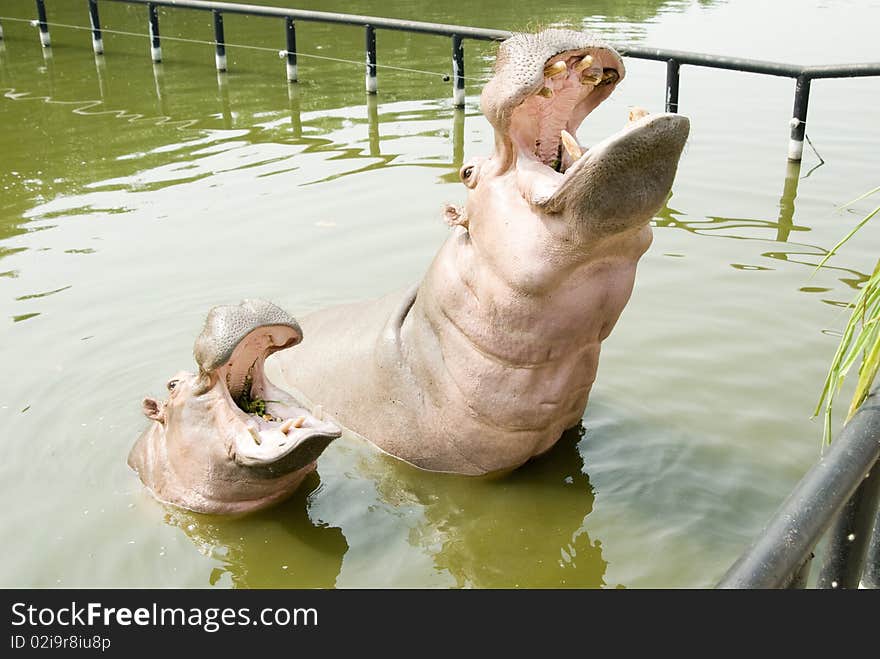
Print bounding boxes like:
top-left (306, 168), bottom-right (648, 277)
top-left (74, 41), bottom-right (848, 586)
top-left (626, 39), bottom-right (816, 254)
top-left (572, 54), bottom-right (594, 73)
top-left (543, 60), bottom-right (567, 78)
top-left (560, 129), bottom-right (582, 161)
top-left (580, 73), bottom-right (601, 86)
top-left (248, 425), bottom-right (262, 445)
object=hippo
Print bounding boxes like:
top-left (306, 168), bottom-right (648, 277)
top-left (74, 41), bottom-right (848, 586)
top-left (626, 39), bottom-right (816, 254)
top-left (268, 29), bottom-right (690, 475)
top-left (128, 299), bottom-right (342, 514)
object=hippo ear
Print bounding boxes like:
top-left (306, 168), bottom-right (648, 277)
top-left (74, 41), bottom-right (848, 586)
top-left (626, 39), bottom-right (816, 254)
top-left (443, 203), bottom-right (468, 228)
top-left (142, 397), bottom-right (165, 424)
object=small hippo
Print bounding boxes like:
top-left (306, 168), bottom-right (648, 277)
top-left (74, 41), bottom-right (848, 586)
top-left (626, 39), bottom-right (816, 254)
top-left (128, 299), bottom-right (341, 514)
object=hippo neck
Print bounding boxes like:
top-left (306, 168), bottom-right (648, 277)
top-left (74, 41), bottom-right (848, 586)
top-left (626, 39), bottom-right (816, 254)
top-left (397, 228), bottom-right (643, 453)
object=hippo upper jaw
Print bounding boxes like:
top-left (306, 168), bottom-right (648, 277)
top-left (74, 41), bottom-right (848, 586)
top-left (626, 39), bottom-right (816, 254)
top-left (481, 29), bottom-right (625, 175)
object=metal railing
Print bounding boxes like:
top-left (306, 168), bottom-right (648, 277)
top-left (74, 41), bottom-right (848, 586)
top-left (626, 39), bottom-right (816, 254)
top-left (4, 2), bottom-right (880, 588)
top-left (718, 385), bottom-right (880, 589)
top-left (3, 0), bottom-right (878, 161)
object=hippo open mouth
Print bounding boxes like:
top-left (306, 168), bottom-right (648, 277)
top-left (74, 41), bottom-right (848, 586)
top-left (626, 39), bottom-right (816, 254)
top-left (193, 299), bottom-right (342, 470)
top-left (480, 29), bottom-right (689, 231)
top-left (130, 299), bottom-right (342, 514)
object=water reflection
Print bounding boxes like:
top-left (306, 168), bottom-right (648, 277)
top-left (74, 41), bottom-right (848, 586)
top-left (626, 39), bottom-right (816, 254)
top-left (217, 72), bottom-right (232, 129)
top-left (367, 92), bottom-right (380, 156)
top-left (346, 425), bottom-right (608, 587)
top-left (656, 160), bottom-right (869, 292)
top-left (166, 472), bottom-right (347, 588)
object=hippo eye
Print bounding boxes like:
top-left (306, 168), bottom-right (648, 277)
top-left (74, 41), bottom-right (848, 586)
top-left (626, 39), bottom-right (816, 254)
top-left (167, 379), bottom-right (179, 392)
top-left (460, 166), bottom-right (474, 181)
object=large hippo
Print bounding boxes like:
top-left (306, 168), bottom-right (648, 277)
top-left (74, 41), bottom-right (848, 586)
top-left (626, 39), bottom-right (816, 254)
top-left (269, 29), bottom-right (690, 475)
top-left (129, 300), bottom-right (342, 514)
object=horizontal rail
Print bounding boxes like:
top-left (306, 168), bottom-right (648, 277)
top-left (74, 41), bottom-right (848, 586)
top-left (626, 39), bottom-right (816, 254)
top-left (105, 0), bottom-right (880, 81)
top-left (717, 384), bottom-right (880, 589)
top-left (108, 0), bottom-right (511, 41)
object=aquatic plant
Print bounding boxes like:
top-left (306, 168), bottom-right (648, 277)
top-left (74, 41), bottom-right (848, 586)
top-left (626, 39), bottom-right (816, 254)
top-left (815, 185), bottom-right (880, 444)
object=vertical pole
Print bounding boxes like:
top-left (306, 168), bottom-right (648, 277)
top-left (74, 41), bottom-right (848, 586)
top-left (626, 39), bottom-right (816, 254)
top-left (148, 3), bottom-right (161, 62)
top-left (88, 0), bottom-right (104, 55)
top-left (0, 19), bottom-right (5, 41)
top-left (284, 17), bottom-right (297, 82)
top-left (665, 59), bottom-right (680, 113)
top-left (35, 0), bottom-right (50, 48)
top-left (452, 34), bottom-right (465, 108)
top-left (365, 24), bottom-right (377, 94)
top-left (816, 460), bottom-right (880, 589)
top-left (213, 10), bottom-right (226, 72)
top-left (788, 75), bottom-right (811, 161)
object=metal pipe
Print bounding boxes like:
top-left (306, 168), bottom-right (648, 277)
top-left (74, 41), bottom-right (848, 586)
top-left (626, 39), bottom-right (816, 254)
top-left (816, 457), bottom-right (880, 588)
top-left (88, 0), bottom-right (104, 55)
top-left (717, 385), bottom-right (880, 588)
top-left (802, 63), bottom-right (880, 79)
top-left (35, 0), bottom-right (50, 48)
top-left (284, 17), bottom-right (297, 83)
top-left (862, 502), bottom-right (880, 588)
top-left (665, 59), bottom-right (680, 113)
top-left (365, 24), bottom-right (377, 94)
top-left (213, 10), bottom-right (226, 71)
top-left (618, 44), bottom-right (803, 78)
top-left (105, 1), bottom-right (880, 82)
top-left (788, 75), bottom-right (811, 161)
top-left (148, 3), bottom-right (161, 62)
top-left (109, 0), bottom-right (511, 41)
top-left (784, 554), bottom-right (813, 589)
top-left (452, 34), bottom-right (465, 107)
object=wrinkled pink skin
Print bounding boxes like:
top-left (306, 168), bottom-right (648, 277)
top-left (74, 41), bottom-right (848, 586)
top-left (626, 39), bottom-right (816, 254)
top-left (130, 370), bottom-right (314, 515)
top-left (271, 30), bottom-right (688, 475)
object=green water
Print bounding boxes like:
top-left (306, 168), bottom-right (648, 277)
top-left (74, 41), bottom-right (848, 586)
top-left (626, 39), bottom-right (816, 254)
top-left (1, 0), bottom-right (879, 588)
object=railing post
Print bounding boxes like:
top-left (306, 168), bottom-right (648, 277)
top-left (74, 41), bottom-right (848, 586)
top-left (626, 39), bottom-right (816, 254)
top-left (665, 59), bottom-right (680, 113)
top-left (88, 0), bottom-right (104, 55)
top-left (35, 0), bottom-right (50, 48)
top-left (148, 3), bottom-right (161, 62)
top-left (452, 34), bottom-right (465, 107)
top-left (284, 17), bottom-right (297, 82)
top-left (365, 24), bottom-right (377, 94)
top-left (788, 74), bottom-right (811, 161)
top-left (213, 10), bottom-right (226, 72)
top-left (816, 458), bottom-right (880, 588)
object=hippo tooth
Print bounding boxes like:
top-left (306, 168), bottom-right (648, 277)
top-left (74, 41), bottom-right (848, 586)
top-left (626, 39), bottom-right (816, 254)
top-left (294, 416), bottom-right (305, 428)
top-left (248, 426), bottom-right (262, 445)
top-left (580, 73), bottom-right (601, 86)
top-left (279, 418), bottom-right (295, 434)
top-left (537, 87), bottom-right (554, 98)
top-left (313, 404), bottom-right (324, 421)
top-left (543, 60), bottom-right (567, 78)
top-left (572, 55), bottom-right (594, 73)
top-left (599, 69), bottom-right (620, 86)
top-left (560, 130), bottom-right (582, 161)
